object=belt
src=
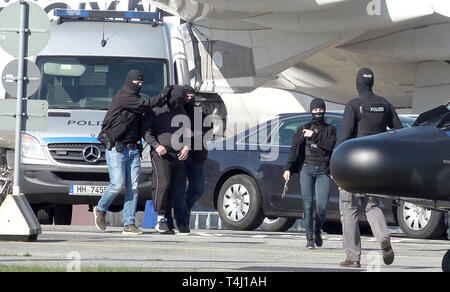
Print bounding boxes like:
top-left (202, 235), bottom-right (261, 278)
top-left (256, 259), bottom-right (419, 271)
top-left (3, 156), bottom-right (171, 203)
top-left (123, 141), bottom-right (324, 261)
top-left (304, 161), bottom-right (322, 167)
top-left (125, 143), bottom-right (137, 149)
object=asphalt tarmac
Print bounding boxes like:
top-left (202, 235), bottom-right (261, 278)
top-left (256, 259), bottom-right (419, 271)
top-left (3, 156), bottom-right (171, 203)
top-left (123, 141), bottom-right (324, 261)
top-left (0, 225), bottom-right (448, 272)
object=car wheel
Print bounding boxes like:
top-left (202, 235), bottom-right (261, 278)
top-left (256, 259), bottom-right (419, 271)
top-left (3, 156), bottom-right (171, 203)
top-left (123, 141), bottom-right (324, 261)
top-left (217, 174), bottom-right (264, 231)
top-left (259, 217), bottom-right (297, 232)
top-left (397, 201), bottom-right (447, 239)
top-left (443, 250), bottom-right (450, 272)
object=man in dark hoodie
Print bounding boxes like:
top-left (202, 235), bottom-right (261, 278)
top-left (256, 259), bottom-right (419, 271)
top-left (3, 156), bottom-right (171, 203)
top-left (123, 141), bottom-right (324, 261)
top-left (337, 68), bottom-right (402, 268)
top-left (141, 85), bottom-right (190, 234)
top-left (172, 85), bottom-right (212, 233)
top-left (94, 69), bottom-right (167, 235)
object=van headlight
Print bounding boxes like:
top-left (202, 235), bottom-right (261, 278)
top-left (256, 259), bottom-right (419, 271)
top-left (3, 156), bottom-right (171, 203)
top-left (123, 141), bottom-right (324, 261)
top-left (21, 133), bottom-right (46, 160)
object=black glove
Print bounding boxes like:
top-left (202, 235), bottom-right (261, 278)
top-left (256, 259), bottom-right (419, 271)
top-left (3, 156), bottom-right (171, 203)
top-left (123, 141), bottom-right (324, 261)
top-left (161, 85), bottom-right (173, 97)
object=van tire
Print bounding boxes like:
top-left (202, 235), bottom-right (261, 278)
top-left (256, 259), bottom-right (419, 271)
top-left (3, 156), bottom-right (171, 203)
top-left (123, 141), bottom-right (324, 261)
top-left (32, 204), bottom-right (54, 225)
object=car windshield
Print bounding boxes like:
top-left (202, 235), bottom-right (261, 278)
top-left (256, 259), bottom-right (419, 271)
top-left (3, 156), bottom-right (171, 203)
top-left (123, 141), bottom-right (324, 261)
top-left (31, 56), bottom-right (168, 110)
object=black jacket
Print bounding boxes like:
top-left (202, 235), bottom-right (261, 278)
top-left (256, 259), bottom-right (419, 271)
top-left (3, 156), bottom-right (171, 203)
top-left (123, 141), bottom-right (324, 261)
top-left (141, 85), bottom-right (190, 154)
top-left (98, 85), bottom-right (166, 148)
top-left (337, 68), bottom-right (403, 146)
top-left (184, 101), bottom-right (213, 161)
top-left (337, 92), bottom-right (403, 146)
top-left (285, 122), bottom-right (336, 174)
top-left (141, 105), bottom-right (188, 152)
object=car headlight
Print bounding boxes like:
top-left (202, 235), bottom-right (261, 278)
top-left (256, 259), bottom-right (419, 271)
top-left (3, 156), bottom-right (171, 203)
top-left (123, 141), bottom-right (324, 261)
top-left (21, 133), bottom-right (46, 160)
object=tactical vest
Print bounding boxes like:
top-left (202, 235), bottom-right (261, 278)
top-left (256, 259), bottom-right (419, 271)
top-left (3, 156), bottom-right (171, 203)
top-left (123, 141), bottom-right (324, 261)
top-left (357, 100), bottom-right (390, 138)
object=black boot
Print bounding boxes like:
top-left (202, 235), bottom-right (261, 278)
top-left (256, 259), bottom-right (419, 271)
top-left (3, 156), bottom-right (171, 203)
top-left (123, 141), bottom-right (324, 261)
top-left (314, 231), bottom-right (323, 247)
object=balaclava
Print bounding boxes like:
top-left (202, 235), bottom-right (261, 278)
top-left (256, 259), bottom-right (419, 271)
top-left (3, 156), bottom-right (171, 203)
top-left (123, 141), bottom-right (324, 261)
top-left (356, 67), bottom-right (374, 95)
top-left (168, 85), bottom-right (187, 110)
top-left (182, 84), bottom-right (196, 104)
top-left (310, 98), bottom-right (326, 124)
top-left (125, 69), bottom-right (144, 94)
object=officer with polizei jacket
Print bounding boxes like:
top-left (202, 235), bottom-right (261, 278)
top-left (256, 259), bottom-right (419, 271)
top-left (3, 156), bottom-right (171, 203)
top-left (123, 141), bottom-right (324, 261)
top-left (94, 69), bottom-right (167, 235)
top-left (338, 68), bottom-right (403, 268)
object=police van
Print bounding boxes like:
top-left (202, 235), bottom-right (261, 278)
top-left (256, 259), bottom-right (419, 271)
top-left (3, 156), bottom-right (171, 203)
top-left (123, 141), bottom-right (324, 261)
top-left (12, 9), bottom-right (190, 224)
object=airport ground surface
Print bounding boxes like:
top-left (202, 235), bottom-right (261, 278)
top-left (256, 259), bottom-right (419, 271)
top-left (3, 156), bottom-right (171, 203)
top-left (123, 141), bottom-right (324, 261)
top-left (0, 225), bottom-right (448, 272)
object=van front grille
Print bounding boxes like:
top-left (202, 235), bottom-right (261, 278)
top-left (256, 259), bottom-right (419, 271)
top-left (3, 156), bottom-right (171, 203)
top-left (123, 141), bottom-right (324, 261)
top-left (48, 143), bottom-right (106, 166)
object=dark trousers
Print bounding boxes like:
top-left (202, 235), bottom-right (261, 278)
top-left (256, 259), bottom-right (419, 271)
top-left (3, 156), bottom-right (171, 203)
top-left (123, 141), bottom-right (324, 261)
top-left (299, 164), bottom-right (331, 237)
top-left (151, 151), bottom-right (184, 217)
top-left (173, 156), bottom-right (206, 227)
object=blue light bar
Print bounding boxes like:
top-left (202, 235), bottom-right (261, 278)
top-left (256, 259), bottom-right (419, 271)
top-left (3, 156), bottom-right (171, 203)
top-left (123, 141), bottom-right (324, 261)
top-left (124, 11), bottom-right (161, 20)
top-left (54, 9), bottom-right (90, 17)
top-left (54, 9), bottom-right (161, 21)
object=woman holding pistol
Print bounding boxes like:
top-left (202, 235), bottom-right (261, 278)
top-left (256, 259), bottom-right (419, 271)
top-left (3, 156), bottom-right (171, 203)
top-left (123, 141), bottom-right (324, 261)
top-left (283, 98), bottom-right (337, 249)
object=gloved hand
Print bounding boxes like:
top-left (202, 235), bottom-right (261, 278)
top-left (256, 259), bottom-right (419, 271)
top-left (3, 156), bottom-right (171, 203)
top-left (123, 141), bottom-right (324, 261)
top-left (161, 85), bottom-right (173, 97)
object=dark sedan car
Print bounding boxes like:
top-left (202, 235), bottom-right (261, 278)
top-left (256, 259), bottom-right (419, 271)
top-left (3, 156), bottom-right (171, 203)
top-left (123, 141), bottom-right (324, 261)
top-left (198, 112), bottom-right (448, 239)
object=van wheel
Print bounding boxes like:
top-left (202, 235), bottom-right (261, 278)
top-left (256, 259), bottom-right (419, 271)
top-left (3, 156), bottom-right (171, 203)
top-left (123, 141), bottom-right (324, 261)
top-left (31, 204), bottom-right (54, 225)
top-left (217, 174), bottom-right (264, 231)
top-left (54, 204), bottom-right (73, 225)
top-left (397, 201), bottom-right (447, 239)
top-left (259, 217), bottom-right (296, 232)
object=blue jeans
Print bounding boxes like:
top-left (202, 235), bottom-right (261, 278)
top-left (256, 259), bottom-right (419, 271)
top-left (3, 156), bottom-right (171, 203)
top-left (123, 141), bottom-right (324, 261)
top-left (299, 164), bottom-right (331, 237)
top-left (173, 156), bottom-right (205, 227)
top-left (97, 147), bottom-right (141, 227)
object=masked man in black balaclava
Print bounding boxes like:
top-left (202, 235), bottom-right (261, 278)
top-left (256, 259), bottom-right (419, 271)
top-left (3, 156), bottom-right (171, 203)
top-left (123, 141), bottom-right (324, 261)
top-left (95, 69), bottom-right (167, 235)
top-left (284, 98), bottom-right (336, 249)
top-left (337, 68), bottom-right (403, 268)
top-left (141, 85), bottom-right (190, 234)
top-left (171, 85), bottom-right (213, 233)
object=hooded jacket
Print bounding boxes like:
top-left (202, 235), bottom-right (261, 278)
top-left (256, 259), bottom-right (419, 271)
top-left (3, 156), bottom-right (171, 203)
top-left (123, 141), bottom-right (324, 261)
top-left (141, 85), bottom-right (190, 154)
top-left (337, 68), bottom-right (403, 146)
top-left (98, 69), bottom-right (166, 148)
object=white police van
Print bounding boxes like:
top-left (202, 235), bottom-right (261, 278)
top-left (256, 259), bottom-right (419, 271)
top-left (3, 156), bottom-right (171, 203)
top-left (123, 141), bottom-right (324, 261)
top-left (13, 9), bottom-right (189, 224)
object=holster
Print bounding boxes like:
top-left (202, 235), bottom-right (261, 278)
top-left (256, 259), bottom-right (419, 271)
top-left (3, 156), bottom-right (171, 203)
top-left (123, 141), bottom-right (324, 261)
top-left (115, 141), bottom-right (124, 152)
top-left (98, 132), bottom-right (113, 150)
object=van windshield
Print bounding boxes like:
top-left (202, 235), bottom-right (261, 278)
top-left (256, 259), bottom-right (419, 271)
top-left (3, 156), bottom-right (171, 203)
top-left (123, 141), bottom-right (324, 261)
top-left (31, 56), bottom-right (168, 110)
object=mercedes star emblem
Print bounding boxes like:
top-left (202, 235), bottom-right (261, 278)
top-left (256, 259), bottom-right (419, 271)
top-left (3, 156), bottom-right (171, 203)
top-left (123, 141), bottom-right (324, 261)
top-left (82, 145), bottom-right (101, 163)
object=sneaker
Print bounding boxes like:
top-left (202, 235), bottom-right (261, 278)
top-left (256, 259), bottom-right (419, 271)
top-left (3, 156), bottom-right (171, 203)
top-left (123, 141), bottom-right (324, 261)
top-left (314, 232), bottom-right (323, 247)
top-left (122, 224), bottom-right (143, 235)
top-left (381, 238), bottom-right (395, 265)
top-left (306, 236), bottom-right (315, 249)
top-left (93, 206), bottom-right (106, 231)
top-left (339, 260), bottom-right (361, 268)
top-left (178, 224), bottom-right (190, 234)
top-left (155, 218), bottom-right (175, 235)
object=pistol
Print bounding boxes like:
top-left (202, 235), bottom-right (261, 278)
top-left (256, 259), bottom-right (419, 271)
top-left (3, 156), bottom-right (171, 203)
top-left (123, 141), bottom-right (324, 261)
top-left (282, 180), bottom-right (289, 199)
